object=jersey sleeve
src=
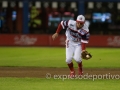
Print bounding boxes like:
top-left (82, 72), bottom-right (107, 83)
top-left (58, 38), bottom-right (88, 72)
top-left (81, 23), bottom-right (90, 43)
top-left (56, 20), bottom-right (69, 33)
top-left (81, 32), bottom-right (90, 43)
top-left (61, 20), bottom-right (69, 29)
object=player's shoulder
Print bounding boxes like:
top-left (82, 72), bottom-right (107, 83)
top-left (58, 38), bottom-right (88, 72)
top-left (82, 22), bottom-right (89, 32)
top-left (68, 20), bottom-right (76, 26)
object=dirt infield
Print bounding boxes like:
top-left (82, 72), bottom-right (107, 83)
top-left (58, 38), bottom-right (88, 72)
top-left (0, 67), bottom-right (120, 78)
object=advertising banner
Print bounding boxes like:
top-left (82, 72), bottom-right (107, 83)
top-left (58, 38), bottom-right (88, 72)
top-left (0, 34), bottom-right (49, 46)
top-left (0, 34), bottom-right (120, 47)
top-left (88, 35), bottom-right (120, 47)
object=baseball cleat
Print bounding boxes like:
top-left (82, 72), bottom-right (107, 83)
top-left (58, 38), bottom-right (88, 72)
top-left (69, 71), bottom-right (75, 78)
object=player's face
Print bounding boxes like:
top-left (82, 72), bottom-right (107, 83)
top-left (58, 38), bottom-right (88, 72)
top-left (76, 22), bottom-right (84, 29)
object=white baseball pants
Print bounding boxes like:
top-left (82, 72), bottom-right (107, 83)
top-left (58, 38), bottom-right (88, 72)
top-left (65, 40), bottom-right (82, 64)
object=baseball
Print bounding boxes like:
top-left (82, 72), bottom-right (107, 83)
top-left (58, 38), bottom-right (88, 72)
top-left (86, 55), bottom-right (90, 58)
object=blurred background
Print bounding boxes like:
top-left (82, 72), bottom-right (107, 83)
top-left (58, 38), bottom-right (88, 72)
top-left (0, 0), bottom-right (120, 47)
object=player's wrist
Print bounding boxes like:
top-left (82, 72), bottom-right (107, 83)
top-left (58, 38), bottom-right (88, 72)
top-left (82, 50), bottom-right (86, 52)
top-left (55, 32), bottom-right (59, 35)
top-left (55, 32), bottom-right (58, 34)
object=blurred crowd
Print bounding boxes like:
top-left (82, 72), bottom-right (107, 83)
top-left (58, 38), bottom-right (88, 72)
top-left (0, 1), bottom-right (120, 35)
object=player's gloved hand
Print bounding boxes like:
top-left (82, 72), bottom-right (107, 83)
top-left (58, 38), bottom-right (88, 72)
top-left (52, 33), bottom-right (59, 40)
top-left (81, 50), bottom-right (92, 60)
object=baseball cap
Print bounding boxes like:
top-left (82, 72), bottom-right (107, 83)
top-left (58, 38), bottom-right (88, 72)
top-left (76, 15), bottom-right (85, 23)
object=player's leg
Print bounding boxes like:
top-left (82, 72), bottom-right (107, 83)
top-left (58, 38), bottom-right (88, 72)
top-left (73, 45), bottom-right (83, 75)
top-left (77, 62), bottom-right (83, 75)
top-left (66, 40), bottom-right (75, 77)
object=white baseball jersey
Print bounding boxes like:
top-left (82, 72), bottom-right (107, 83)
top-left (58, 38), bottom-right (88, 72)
top-left (61, 20), bottom-right (90, 44)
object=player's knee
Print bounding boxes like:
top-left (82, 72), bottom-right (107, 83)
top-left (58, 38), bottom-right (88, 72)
top-left (74, 57), bottom-right (82, 63)
top-left (66, 57), bottom-right (72, 64)
top-left (76, 60), bottom-right (82, 63)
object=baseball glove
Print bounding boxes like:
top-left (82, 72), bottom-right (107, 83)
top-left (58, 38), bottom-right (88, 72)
top-left (81, 50), bottom-right (92, 60)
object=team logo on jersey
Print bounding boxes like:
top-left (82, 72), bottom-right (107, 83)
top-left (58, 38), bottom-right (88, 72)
top-left (70, 24), bottom-right (74, 27)
top-left (70, 31), bottom-right (81, 38)
top-left (79, 30), bottom-right (86, 35)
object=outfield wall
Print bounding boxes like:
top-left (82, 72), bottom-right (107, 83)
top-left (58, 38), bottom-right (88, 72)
top-left (0, 34), bottom-right (120, 47)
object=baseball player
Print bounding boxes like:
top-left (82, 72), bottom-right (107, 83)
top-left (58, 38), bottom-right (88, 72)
top-left (52, 15), bottom-right (90, 77)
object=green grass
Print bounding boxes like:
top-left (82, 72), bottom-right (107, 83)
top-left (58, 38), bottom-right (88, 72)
top-left (0, 47), bottom-right (120, 68)
top-left (0, 47), bottom-right (120, 90)
top-left (0, 78), bottom-right (120, 90)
